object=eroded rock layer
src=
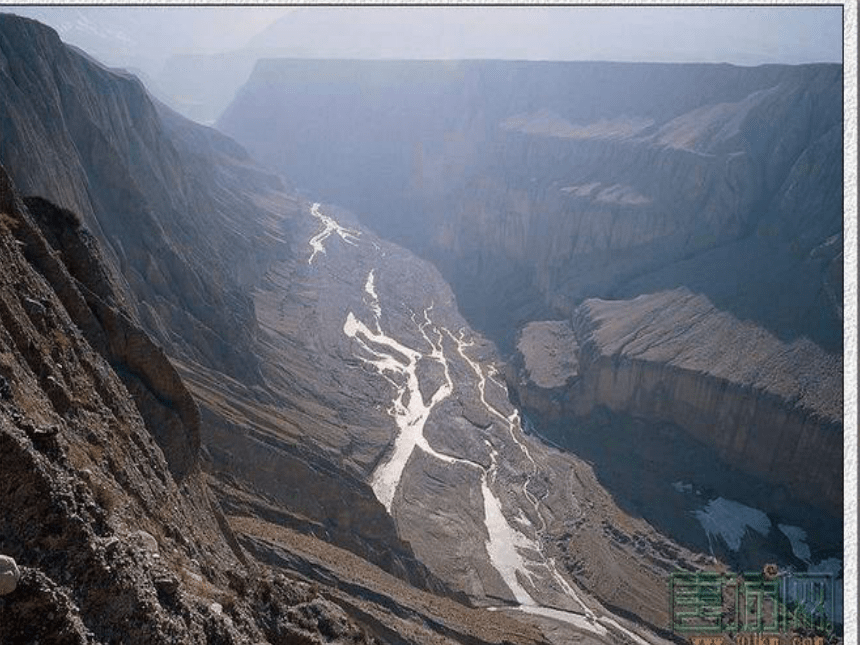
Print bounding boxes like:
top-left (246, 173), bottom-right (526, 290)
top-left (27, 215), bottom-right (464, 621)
top-left (508, 288), bottom-right (842, 518)
top-left (0, 164), bottom-right (384, 645)
top-left (219, 59), bottom-right (842, 354)
top-left (0, 13), bottom-right (296, 383)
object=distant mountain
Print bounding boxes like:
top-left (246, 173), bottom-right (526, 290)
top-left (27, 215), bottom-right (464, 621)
top-left (2, 5), bottom-right (840, 127)
top-left (0, 6), bottom-right (292, 124)
top-left (0, 6), bottom-right (289, 77)
top-left (220, 59), bottom-right (843, 353)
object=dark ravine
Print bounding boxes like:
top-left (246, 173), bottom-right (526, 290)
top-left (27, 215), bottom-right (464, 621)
top-left (506, 289), bottom-right (842, 518)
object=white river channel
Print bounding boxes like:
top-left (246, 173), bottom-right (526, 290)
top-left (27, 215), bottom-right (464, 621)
top-left (309, 203), bottom-right (657, 644)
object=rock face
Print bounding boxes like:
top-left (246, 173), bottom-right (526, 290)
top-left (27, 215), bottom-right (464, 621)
top-left (508, 288), bottom-right (842, 518)
top-left (0, 163), bottom-right (383, 644)
top-left (0, 556), bottom-right (20, 595)
top-left (572, 290), bottom-right (842, 518)
top-left (220, 59), bottom-right (842, 354)
top-left (15, 193), bottom-right (200, 480)
top-left (0, 13), bottom-right (296, 384)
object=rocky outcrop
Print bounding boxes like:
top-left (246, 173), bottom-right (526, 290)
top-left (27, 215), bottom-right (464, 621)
top-left (230, 515), bottom-right (549, 645)
top-left (220, 60), bottom-right (842, 354)
top-left (514, 321), bottom-right (579, 390)
top-left (0, 14), bottom-right (297, 384)
top-left (12, 193), bottom-right (200, 480)
top-left (0, 162), bottom-right (402, 645)
top-left (509, 288), bottom-right (842, 517)
top-left (504, 322), bottom-right (580, 419)
top-left (0, 556), bottom-right (19, 595)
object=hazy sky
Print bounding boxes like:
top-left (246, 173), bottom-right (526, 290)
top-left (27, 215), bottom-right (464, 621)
top-left (3, 5), bottom-right (844, 71)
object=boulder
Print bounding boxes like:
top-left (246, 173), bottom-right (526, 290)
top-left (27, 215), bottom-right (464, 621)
top-left (0, 555), bottom-right (20, 595)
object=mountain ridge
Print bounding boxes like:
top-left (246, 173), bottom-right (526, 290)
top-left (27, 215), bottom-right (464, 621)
top-left (219, 57), bottom-right (842, 353)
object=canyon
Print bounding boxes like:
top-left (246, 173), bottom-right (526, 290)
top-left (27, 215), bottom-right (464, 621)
top-left (220, 59), bottom-right (842, 353)
top-left (0, 12), bottom-right (846, 645)
top-left (220, 56), bottom-right (844, 561)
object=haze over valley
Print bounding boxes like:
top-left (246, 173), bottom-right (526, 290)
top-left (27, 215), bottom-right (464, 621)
top-left (0, 7), bottom-right (848, 645)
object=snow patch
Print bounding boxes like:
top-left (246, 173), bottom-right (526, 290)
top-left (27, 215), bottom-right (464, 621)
top-left (778, 524), bottom-right (812, 563)
top-left (693, 497), bottom-right (770, 551)
top-left (308, 202), bottom-right (360, 264)
top-left (344, 306), bottom-right (458, 511)
top-left (672, 481), bottom-right (694, 494)
top-left (364, 270), bottom-right (382, 322)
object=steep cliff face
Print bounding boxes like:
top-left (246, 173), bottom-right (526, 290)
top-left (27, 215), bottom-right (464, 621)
top-left (19, 194), bottom-right (202, 480)
top-left (0, 13), bottom-right (461, 607)
top-left (0, 14), bottom-right (296, 383)
top-left (220, 60), bottom-right (842, 353)
top-left (0, 165), bottom-right (385, 645)
top-left (508, 288), bottom-right (842, 519)
top-left (573, 291), bottom-right (841, 517)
